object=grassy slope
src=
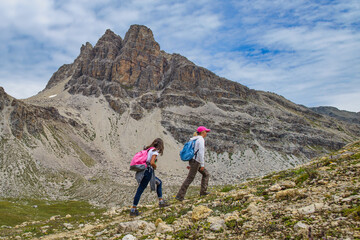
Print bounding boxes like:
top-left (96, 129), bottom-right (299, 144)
top-left (0, 140), bottom-right (359, 239)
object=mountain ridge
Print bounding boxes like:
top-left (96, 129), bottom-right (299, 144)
top-left (311, 106), bottom-right (360, 125)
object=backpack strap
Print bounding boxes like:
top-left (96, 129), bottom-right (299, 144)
top-left (192, 139), bottom-right (199, 159)
top-left (194, 149), bottom-right (199, 159)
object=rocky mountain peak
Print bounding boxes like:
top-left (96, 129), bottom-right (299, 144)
top-left (102, 29), bottom-right (120, 40)
top-left (93, 29), bottom-right (122, 60)
top-left (123, 24), bottom-right (160, 53)
top-left (61, 24), bottom-right (167, 104)
top-left (79, 42), bottom-right (94, 58)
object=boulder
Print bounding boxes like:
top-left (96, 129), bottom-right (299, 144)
top-left (207, 217), bottom-right (226, 232)
top-left (192, 205), bottom-right (213, 221)
top-left (230, 189), bottom-right (250, 200)
top-left (122, 234), bottom-right (137, 240)
top-left (245, 202), bottom-right (259, 215)
top-left (63, 223), bottom-right (73, 230)
top-left (269, 184), bottom-right (282, 192)
top-left (118, 220), bottom-right (155, 233)
top-left (224, 211), bottom-right (240, 223)
top-left (294, 221), bottom-right (309, 231)
top-left (155, 218), bottom-right (163, 227)
top-left (156, 222), bottom-right (173, 233)
top-left (298, 203), bottom-right (326, 215)
top-left (280, 181), bottom-right (296, 189)
top-left (275, 188), bottom-right (306, 200)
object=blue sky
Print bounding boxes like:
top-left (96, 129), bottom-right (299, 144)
top-left (0, 0), bottom-right (359, 112)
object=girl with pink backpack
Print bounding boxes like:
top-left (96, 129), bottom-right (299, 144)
top-left (130, 138), bottom-right (169, 216)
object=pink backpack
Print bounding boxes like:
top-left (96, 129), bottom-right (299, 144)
top-left (130, 147), bottom-right (155, 171)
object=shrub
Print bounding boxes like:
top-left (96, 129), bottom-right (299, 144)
top-left (343, 205), bottom-right (360, 221)
top-left (220, 185), bottom-right (235, 193)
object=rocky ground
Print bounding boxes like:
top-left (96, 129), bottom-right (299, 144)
top-left (1, 140), bottom-right (359, 239)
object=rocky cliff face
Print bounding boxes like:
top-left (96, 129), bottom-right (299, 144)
top-left (0, 87), bottom-right (64, 139)
top-left (1, 25), bottom-right (360, 204)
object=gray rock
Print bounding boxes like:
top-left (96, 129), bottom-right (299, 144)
top-left (208, 217), bottom-right (226, 232)
top-left (156, 222), bottom-right (173, 233)
top-left (294, 221), bottom-right (309, 231)
top-left (269, 184), bottom-right (282, 192)
top-left (63, 223), bottom-right (73, 230)
top-left (118, 220), bottom-right (155, 233)
top-left (122, 234), bottom-right (137, 240)
top-left (298, 203), bottom-right (325, 215)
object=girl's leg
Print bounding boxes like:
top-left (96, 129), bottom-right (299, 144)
top-left (155, 177), bottom-right (162, 199)
top-left (199, 168), bottom-right (210, 195)
top-left (176, 159), bottom-right (200, 200)
top-left (156, 177), bottom-right (169, 207)
top-left (133, 168), bottom-right (152, 207)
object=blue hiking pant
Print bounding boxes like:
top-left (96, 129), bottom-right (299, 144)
top-left (133, 167), bottom-right (162, 206)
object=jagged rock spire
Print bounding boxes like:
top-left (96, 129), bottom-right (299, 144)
top-left (123, 25), bottom-right (160, 53)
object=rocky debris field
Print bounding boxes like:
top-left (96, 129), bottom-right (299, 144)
top-left (1, 140), bottom-right (359, 240)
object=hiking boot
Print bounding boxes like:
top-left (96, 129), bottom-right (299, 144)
top-left (200, 192), bottom-right (210, 196)
top-left (130, 208), bottom-right (140, 217)
top-left (175, 196), bottom-right (184, 201)
top-left (159, 200), bottom-right (170, 208)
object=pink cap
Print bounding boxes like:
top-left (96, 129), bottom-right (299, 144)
top-left (197, 126), bottom-right (211, 133)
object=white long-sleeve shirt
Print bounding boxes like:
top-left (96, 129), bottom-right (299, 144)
top-left (189, 136), bottom-right (205, 167)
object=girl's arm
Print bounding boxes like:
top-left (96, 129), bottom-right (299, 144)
top-left (150, 155), bottom-right (157, 169)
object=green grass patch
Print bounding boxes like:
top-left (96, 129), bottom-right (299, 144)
top-left (295, 168), bottom-right (319, 186)
top-left (284, 219), bottom-right (298, 227)
top-left (270, 167), bottom-right (307, 182)
top-left (254, 185), bottom-right (268, 196)
top-left (342, 205), bottom-right (360, 221)
top-left (0, 198), bottom-right (105, 227)
top-left (295, 173), bottom-right (309, 186)
top-left (220, 185), bottom-right (235, 193)
top-left (178, 207), bottom-right (192, 216)
top-left (149, 206), bottom-right (192, 226)
top-left (350, 153), bottom-right (360, 160)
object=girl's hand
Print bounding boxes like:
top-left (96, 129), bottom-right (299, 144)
top-left (151, 163), bottom-right (157, 170)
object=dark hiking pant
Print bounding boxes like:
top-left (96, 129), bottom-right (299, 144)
top-left (176, 159), bottom-right (210, 200)
top-left (133, 167), bottom-right (162, 207)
